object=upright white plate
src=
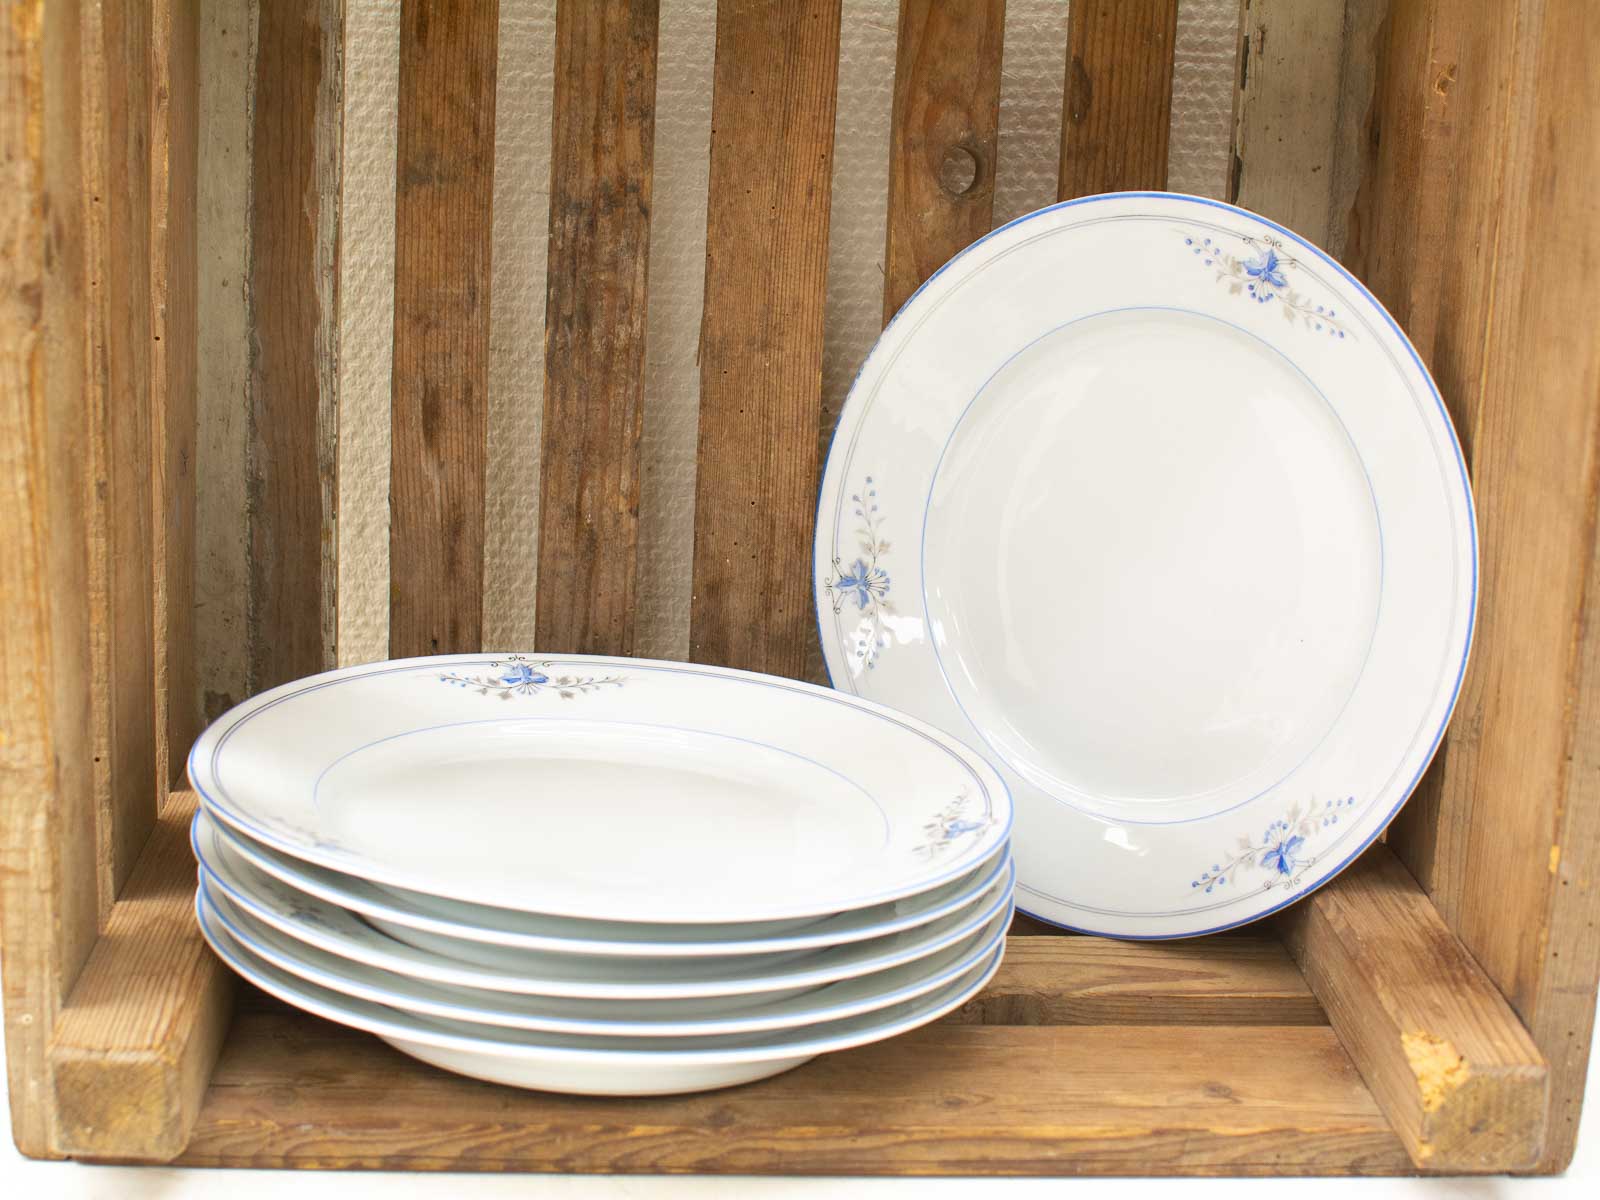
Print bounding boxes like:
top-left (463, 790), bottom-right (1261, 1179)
top-left (188, 654), bottom-right (1009, 923)
top-left (815, 192), bottom-right (1475, 938)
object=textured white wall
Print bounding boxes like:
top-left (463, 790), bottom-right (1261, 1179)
top-left (199, 0), bottom-right (1243, 683)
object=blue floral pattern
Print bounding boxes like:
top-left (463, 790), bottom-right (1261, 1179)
top-left (917, 791), bottom-right (995, 859)
top-left (1191, 795), bottom-right (1356, 894)
top-left (436, 654), bottom-right (625, 699)
top-left (1182, 231), bottom-right (1352, 341)
top-left (826, 477), bottom-right (894, 669)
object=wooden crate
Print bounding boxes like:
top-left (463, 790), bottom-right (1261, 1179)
top-left (2, 0), bottom-right (1597, 1177)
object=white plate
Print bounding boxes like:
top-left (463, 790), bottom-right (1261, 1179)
top-left (815, 192), bottom-right (1475, 938)
top-left (202, 879), bottom-right (1010, 1037)
top-left (194, 811), bottom-right (1016, 1001)
top-left (196, 889), bottom-right (1006, 1095)
top-left (188, 654), bottom-right (1010, 923)
top-left (204, 809), bottom-right (1010, 959)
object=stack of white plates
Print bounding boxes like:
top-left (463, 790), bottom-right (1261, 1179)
top-left (189, 654), bottom-right (1013, 1095)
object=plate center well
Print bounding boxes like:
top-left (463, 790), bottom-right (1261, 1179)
top-left (922, 307), bottom-right (1381, 819)
top-left (311, 720), bottom-right (891, 917)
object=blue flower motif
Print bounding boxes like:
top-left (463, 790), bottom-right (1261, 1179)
top-left (834, 557), bottom-right (889, 611)
top-left (1243, 247), bottom-right (1287, 291)
top-left (1260, 834), bottom-right (1305, 876)
top-left (499, 662), bottom-right (549, 688)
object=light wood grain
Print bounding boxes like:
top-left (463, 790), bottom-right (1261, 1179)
top-left (882, 0), bottom-right (1005, 323)
top-left (1281, 846), bottom-right (1547, 1171)
top-left (688, 0), bottom-right (842, 677)
top-left (48, 792), bottom-right (232, 1162)
top-left (0, 0), bottom-right (101, 1157)
top-left (179, 1002), bottom-right (1405, 1174)
top-left (950, 935), bottom-right (1324, 1026)
top-left (536, 0), bottom-right (658, 656)
top-left (388, 0), bottom-right (499, 658)
top-left (1354, 0), bottom-right (1600, 1171)
top-left (152, 0), bottom-right (200, 792)
top-left (1230, 0), bottom-right (1345, 247)
top-left (248, 0), bottom-right (340, 690)
top-left (1057, 0), bottom-right (1177, 199)
top-left (83, 0), bottom-right (158, 911)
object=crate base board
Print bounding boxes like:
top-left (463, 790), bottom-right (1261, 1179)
top-left (158, 995), bottom-right (1411, 1176)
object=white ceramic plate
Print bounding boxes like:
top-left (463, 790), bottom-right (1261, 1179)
top-left (193, 811), bottom-right (1016, 1001)
top-left (196, 889), bottom-right (1006, 1095)
top-left (204, 809), bottom-right (1011, 959)
top-left (815, 192), bottom-right (1475, 938)
top-left (188, 654), bottom-right (1010, 924)
top-left (202, 879), bottom-right (1010, 1037)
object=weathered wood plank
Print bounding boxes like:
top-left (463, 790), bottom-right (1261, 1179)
top-left (181, 1007), bottom-right (1405, 1174)
top-left (535, 0), bottom-right (658, 656)
top-left (1057, 0), bottom-right (1177, 199)
top-left (1356, 0), bottom-right (1600, 1171)
top-left (1281, 846), bottom-right (1547, 1171)
top-left (248, 0), bottom-right (341, 689)
top-left (48, 792), bottom-right (233, 1162)
top-left (152, 0), bottom-right (201, 791)
top-left (950, 935), bottom-right (1324, 1026)
top-left (882, 0), bottom-right (1005, 323)
top-left (83, 0), bottom-right (158, 909)
top-left (388, 0), bottom-right (499, 658)
top-left (0, 0), bottom-right (101, 1157)
top-left (688, 0), bottom-right (842, 677)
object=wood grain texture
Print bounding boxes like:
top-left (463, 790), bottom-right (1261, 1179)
top-left (948, 936), bottom-right (1324, 1026)
top-left (151, 0), bottom-right (200, 792)
top-left (882, 0), bottom-right (1005, 323)
top-left (688, 0), bottom-right (842, 676)
top-left (83, 0), bottom-right (158, 910)
top-left (1281, 846), bottom-right (1547, 1171)
top-left (388, 0), bottom-right (499, 658)
top-left (1230, 0), bottom-right (1345, 246)
top-left (248, 0), bottom-right (340, 690)
top-left (180, 1002), bottom-right (1406, 1174)
top-left (48, 792), bottom-right (233, 1162)
top-left (0, 0), bottom-right (101, 1156)
top-left (1354, 0), bottom-right (1600, 1171)
top-left (535, 0), bottom-right (658, 656)
top-left (1057, 0), bottom-right (1177, 199)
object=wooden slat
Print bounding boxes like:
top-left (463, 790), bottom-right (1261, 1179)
top-left (1281, 846), bottom-right (1547, 1172)
top-left (1356, 0), bottom-right (1600, 1171)
top-left (48, 792), bottom-right (232, 1162)
top-left (882, 0), bottom-right (1005, 323)
top-left (951, 936), bottom-right (1324, 1026)
top-left (1230, 0), bottom-right (1345, 247)
top-left (388, 0), bottom-right (499, 658)
top-left (1057, 0), bottom-right (1177, 199)
top-left (152, 0), bottom-right (200, 790)
top-left (83, 0), bottom-right (158, 909)
top-left (0, 1), bottom-right (101, 1157)
top-left (181, 1005), bottom-right (1405, 1174)
top-left (688, 0), bottom-right (842, 676)
top-left (535, 0), bottom-right (659, 656)
top-left (248, 0), bottom-right (341, 689)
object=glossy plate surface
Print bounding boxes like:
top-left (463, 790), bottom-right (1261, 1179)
top-left (204, 810), bottom-right (1011, 959)
top-left (196, 890), bottom-right (1006, 1096)
top-left (188, 654), bottom-right (1010, 923)
top-left (193, 811), bottom-right (1016, 1001)
top-left (815, 192), bottom-right (1476, 937)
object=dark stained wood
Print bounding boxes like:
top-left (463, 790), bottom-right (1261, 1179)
top-left (535, 0), bottom-right (658, 655)
top-left (882, 0), bottom-right (1005, 323)
top-left (179, 1004), bottom-right (1406, 1174)
top-left (688, 0), bottom-right (843, 677)
top-left (1281, 847), bottom-right (1547, 1172)
top-left (1057, 0), bottom-right (1177, 199)
top-left (1354, 0), bottom-right (1600, 1170)
top-left (248, 0), bottom-right (341, 689)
